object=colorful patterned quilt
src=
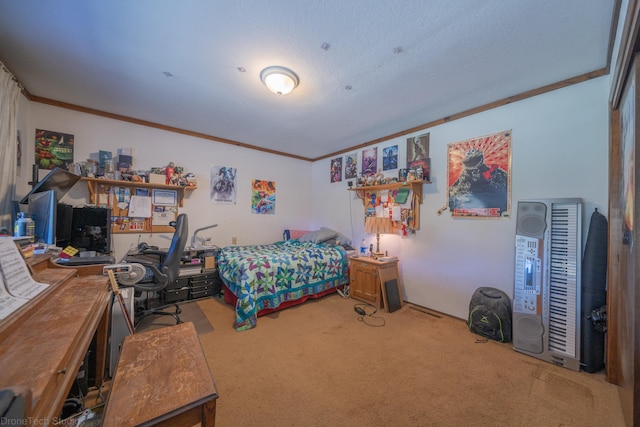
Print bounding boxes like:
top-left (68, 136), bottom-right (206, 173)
top-left (218, 240), bottom-right (349, 331)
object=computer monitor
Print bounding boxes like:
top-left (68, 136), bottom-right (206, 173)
top-left (27, 190), bottom-right (57, 245)
top-left (67, 207), bottom-right (112, 254)
top-left (20, 167), bottom-right (81, 204)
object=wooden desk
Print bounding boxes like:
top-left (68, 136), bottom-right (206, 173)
top-left (103, 322), bottom-right (218, 426)
top-left (0, 254), bottom-right (111, 423)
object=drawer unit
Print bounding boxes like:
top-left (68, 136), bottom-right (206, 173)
top-left (167, 276), bottom-right (190, 291)
top-left (162, 269), bottom-right (221, 303)
top-left (190, 270), bottom-right (222, 296)
top-left (164, 287), bottom-right (190, 303)
top-left (190, 288), bottom-right (215, 299)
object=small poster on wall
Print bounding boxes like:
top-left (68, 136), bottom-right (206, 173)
top-left (383, 145), bottom-right (398, 171)
top-left (35, 129), bottom-right (74, 170)
top-left (362, 147), bottom-right (377, 176)
top-left (252, 179), bottom-right (276, 214)
top-left (447, 130), bottom-right (511, 218)
top-left (407, 133), bottom-right (430, 180)
top-left (344, 153), bottom-right (358, 179)
top-left (330, 157), bottom-right (342, 183)
top-left (211, 166), bottom-right (237, 204)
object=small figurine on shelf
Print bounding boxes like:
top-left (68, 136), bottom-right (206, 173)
top-left (183, 173), bottom-right (197, 187)
top-left (166, 162), bottom-right (175, 185)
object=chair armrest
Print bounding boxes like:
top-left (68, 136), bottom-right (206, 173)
top-left (140, 248), bottom-right (168, 257)
top-left (125, 258), bottom-right (170, 292)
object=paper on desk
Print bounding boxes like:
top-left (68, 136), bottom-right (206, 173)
top-left (129, 195), bottom-right (152, 218)
top-left (0, 283), bottom-right (28, 320)
top-left (0, 237), bottom-right (48, 319)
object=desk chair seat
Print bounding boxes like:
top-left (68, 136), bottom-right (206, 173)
top-left (124, 213), bottom-right (188, 328)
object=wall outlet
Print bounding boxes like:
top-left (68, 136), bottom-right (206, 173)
top-left (232, 236), bottom-right (237, 245)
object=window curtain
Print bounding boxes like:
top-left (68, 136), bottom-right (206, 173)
top-left (0, 65), bottom-right (21, 231)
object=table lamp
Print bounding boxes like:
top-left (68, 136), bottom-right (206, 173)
top-left (364, 216), bottom-right (394, 257)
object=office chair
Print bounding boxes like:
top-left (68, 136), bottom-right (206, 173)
top-left (125, 213), bottom-right (189, 328)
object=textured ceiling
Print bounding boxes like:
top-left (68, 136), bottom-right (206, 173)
top-left (0, 1), bottom-right (615, 160)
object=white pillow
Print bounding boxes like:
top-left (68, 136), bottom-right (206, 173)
top-left (298, 229), bottom-right (339, 244)
top-left (320, 227), bottom-right (352, 246)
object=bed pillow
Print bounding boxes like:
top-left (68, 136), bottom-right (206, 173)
top-left (321, 227), bottom-right (352, 246)
top-left (298, 229), bottom-right (338, 244)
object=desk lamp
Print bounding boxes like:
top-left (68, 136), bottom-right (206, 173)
top-left (364, 217), bottom-right (393, 257)
top-left (190, 224), bottom-right (218, 249)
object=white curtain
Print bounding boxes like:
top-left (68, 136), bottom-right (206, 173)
top-left (0, 66), bottom-right (21, 231)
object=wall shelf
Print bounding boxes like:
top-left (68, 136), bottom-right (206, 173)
top-left (348, 179), bottom-right (427, 231)
top-left (81, 177), bottom-right (197, 234)
top-left (348, 180), bottom-right (427, 203)
top-left (82, 177), bottom-right (196, 207)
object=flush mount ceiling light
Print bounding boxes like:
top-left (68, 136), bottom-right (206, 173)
top-left (260, 66), bottom-right (299, 95)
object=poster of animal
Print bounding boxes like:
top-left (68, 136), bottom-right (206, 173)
top-left (447, 130), bottom-right (511, 218)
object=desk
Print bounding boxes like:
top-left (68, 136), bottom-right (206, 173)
top-left (0, 254), bottom-right (111, 422)
top-left (103, 322), bottom-right (218, 426)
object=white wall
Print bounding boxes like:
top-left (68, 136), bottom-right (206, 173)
top-left (311, 76), bottom-right (609, 319)
top-left (15, 75), bottom-right (609, 320)
top-left (16, 102), bottom-right (313, 260)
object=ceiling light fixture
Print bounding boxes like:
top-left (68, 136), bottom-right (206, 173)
top-left (260, 66), bottom-right (299, 95)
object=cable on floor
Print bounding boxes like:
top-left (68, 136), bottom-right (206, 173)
top-left (353, 302), bottom-right (385, 327)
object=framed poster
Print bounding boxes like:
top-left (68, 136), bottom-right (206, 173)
top-left (447, 130), bottom-right (511, 218)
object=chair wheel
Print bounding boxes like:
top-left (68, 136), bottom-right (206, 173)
top-left (176, 308), bottom-right (182, 314)
top-left (177, 319), bottom-right (184, 324)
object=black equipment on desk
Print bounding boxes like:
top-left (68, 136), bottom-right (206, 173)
top-left (57, 206), bottom-right (112, 255)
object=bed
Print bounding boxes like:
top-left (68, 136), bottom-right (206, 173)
top-left (219, 229), bottom-right (351, 331)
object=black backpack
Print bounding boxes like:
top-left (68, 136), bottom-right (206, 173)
top-left (468, 287), bottom-right (512, 343)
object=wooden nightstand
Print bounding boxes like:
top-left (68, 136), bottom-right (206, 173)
top-left (349, 256), bottom-right (402, 312)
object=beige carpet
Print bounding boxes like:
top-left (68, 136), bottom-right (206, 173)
top-left (135, 300), bottom-right (214, 335)
top-left (191, 294), bottom-right (623, 427)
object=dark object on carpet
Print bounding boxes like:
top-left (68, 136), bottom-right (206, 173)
top-left (468, 287), bottom-right (512, 343)
top-left (135, 300), bottom-right (214, 335)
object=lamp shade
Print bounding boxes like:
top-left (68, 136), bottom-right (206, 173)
top-left (364, 217), bottom-right (393, 235)
top-left (260, 66), bottom-right (299, 95)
